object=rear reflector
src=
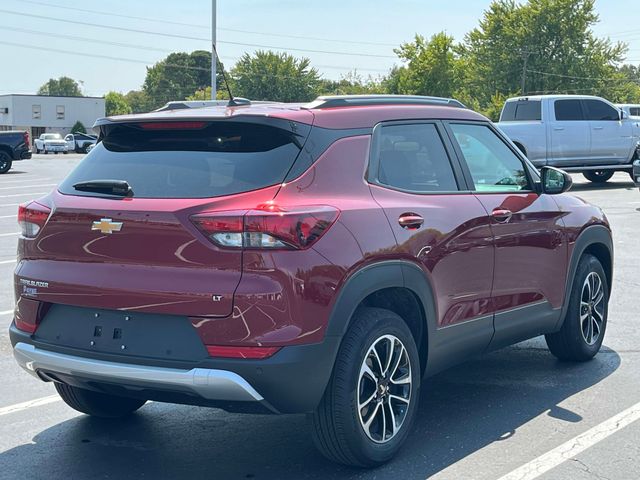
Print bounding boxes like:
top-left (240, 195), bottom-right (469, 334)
top-left (18, 201), bottom-right (51, 238)
top-left (191, 205), bottom-right (339, 250)
top-left (206, 345), bottom-right (281, 359)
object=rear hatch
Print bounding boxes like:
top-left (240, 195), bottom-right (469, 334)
top-left (17, 116), bottom-right (312, 318)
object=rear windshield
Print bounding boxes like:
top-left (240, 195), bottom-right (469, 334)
top-left (500, 100), bottom-right (542, 121)
top-left (58, 122), bottom-right (302, 199)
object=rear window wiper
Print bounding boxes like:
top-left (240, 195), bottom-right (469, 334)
top-left (73, 179), bottom-right (134, 197)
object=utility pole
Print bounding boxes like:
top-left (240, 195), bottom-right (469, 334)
top-left (521, 50), bottom-right (531, 95)
top-left (211, 0), bottom-right (217, 100)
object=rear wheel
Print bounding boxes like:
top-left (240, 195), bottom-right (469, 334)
top-left (311, 307), bottom-right (421, 467)
top-left (583, 170), bottom-right (614, 183)
top-left (54, 383), bottom-right (146, 418)
top-left (545, 254), bottom-right (608, 361)
top-left (0, 152), bottom-right (12, 174)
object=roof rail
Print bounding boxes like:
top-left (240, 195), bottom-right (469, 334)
top-left (303, 95), bottom-right (467, 110)
top-left (154, 99), bottom-right (276, 112)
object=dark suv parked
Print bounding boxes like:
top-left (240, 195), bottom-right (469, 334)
top-left (0, 130), bottom-right (32, 174)
top-left (10, 95), bottom-right (613, 467)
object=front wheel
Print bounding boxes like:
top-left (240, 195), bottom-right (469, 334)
top-left (583, 171), bottom-right (614, 183)
top-left (545, 254), bottom-right (609, 361)
top-left (310, 307), bottom-right (421, 467)
top-left (54, 383), bottom-right (146, 418)
top-left (0, 153), bottom-right (12, 174)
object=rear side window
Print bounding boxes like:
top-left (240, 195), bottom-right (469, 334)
top-left (554, 100), bottom-right (585, 121)
top-left (630, 107), bottom-right (640, 116)
top-left (377, 123), bottom-right (458, 192)
top-left (500, 100), bottom-right (542, 121)
top-left (583, 100), bottom-right (619, 121)
top-left (58, 122), bottom-right (302, 199)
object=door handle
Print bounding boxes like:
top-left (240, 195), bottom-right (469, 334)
top-left (491, 208), bottom-right (513, 223)
top-left (398, 213), bottom-right (424, 230)
top-left (593, 126), bottom-right (604, 130)
top-left (553, 127), bottom-right (565, 131)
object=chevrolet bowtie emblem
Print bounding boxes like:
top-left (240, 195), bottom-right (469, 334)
top-left (92, 218), bottom-right (123, 234)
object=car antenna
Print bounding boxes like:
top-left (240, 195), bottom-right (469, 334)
top-left (213, 44), bottom-right (250, 107)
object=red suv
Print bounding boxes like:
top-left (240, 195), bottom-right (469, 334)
top-left (10, 95), bottom-right (612, 467)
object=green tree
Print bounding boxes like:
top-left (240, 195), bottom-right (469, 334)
top-left (386, 33), bottom-right (461, 98)
top-left (143, 50), bottom-right (212, 109)
top-left (231, 51), bottom-right (321, 102)
top-left (105, 91), bottom-right (132, 116)
top-left (319, 71), bottom-right (386, 95)
top-left (125, 90), bottom-right (152, 114)
top-left (70, 121), bottom-right (86, 134)
top-left (37, 76), bottom-right (83, 96)
top-left (459, 0), bottom-right (628, 106)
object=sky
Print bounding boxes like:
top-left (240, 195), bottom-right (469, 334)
top-left (0, 0), bottom-right (639, 96)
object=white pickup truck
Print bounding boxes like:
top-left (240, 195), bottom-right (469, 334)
top-left (497, 95), bottom-right (640, 182)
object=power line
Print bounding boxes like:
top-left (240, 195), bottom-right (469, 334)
top-left (3, 26), bottom-right (387, 73)
top-left (526, 68), bottom-right (640, 83)
top-left (0, 8), bottom-right (396, 59)
top-left (0, 40), bottom-right (386, 84)
top-left (14, 0), bottom-right (399, 47)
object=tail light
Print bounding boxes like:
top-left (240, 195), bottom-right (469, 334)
top-left (23, 131), bottom-right (30, 148)
top-left (18, 202), bottom-right (51, 238)
top-left (191, 205), bottom-right (339, 250)
top-left (206, 345), bottom-right (281, 359)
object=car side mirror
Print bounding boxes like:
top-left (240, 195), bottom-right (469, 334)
top-left (541, 166), bottom-right (572, 194)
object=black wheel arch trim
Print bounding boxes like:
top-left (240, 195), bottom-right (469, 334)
top-left (325, 260), bottom-right (437, 339)
top-left (556, 224), bottom-right (613, 331)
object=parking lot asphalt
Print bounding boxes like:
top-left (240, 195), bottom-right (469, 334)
top-left (1, 154), bottom-right (639, 480)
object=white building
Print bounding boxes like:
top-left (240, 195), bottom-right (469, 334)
top-left (0, 94), bottom-right (105, 141)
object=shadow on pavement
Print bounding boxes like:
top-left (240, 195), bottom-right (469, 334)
top-left (570, 180), bottom-right (636, 192)
top-left (0, 344), bottom-right (621, 480)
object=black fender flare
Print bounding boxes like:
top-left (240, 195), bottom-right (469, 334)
top-left (556, 224), bottom-right (613, 330)
top-left (325, 260), bottom-right (437, 362)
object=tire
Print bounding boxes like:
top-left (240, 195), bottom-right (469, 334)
top-left (310, 307), bottom-right (421, 467)
top-left (54, 383), bottom-right (146, 418)
top-left (545, 254), bottom-right (609, 362)
top-left (583, 171), bottom-right (614, 183)
top-left (0, 152), bottom-right (12, 174)
top-left (83, 144), bottom-right (91, 154)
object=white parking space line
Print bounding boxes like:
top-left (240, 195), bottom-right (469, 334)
top-left (496, 401), bottom-right (640, 480)
top-left (0, 395), bottom-right (61, 417)
top-left (0, 183), bottom-right (56, 191)
top-left (0, 214), bottom-right (17, 219)
top-left (0, 309), bottom-right (15, 315)
top-left (0, 203), bottom-right (22, 208)
top-left (0, 192), bottom-right (47, 198)
top-left (0, 178), bottom-right (51, 184)
top-left (0, 259), bottom-right (16, 264)
top-left (0, 232), bottom-right (20, 237)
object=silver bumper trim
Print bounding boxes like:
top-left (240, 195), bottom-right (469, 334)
top-left (13, 342), bottom-right (263, 403)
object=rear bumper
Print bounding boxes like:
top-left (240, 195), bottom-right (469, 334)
top-left (14, 341), bottom-right (264, 402)
top-left (19, 149), bottom-right (32, 160)
top-left (10, 322), bottom-right (340, 414)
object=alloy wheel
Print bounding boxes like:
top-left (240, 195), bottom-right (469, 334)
top-left (580, 271), bottom-right (605, 345)
top-left (357, 334), bottom-right (412, 444)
